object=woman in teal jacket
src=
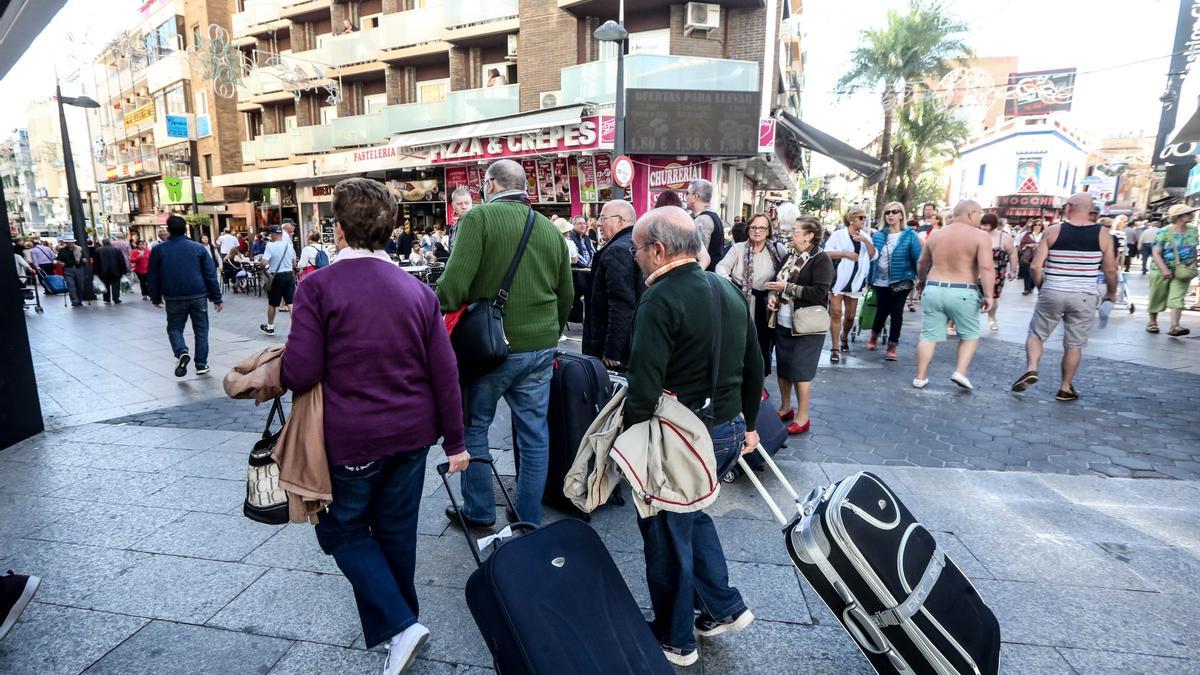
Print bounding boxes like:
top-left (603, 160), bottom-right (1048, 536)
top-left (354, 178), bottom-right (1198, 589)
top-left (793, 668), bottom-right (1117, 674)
top-left (866, 202), bottom-right (923, 360)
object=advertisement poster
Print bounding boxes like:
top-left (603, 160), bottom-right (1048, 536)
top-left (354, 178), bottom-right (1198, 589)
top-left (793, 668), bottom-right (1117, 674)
top-left (444, 167), bottom-right (469, 225)
top-left (387, 169), bottom-right (443, 203)
top-left (594, 155), bottom-right (613, 202)
top-left (577, 156), bottom-right (598, 203)
top-left (465, 166), bottom-right (484, 202)
top-left (536, 159), bottom-right (556, 203)
top-left (1016, 158), bottom-right (1042, 194)
top-left (552, 158), bottom-right (570, 203)
top-left (1004, 68), bottom-right (1077, 118)
top-left (522, 159), bottom-right (538, 201)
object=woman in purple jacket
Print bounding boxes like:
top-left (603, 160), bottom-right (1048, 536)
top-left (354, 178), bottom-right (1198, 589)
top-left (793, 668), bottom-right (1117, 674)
top-left (281, 177), bottom-right (469, 674)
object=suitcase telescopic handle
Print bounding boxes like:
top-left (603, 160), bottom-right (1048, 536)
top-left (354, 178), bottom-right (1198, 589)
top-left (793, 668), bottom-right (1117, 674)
top-left (437, 456), bottom-right (529, 568)
top-left (737, 444), bottom-right (803, 527)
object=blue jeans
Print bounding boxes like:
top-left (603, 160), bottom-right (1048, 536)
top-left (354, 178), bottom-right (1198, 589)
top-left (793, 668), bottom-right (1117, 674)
top-left (165, 297), bottom-right (210, 366)
top-left (314, 448), bottom-right (428, 648)
top-left (460, 348), bottom-right (554, 525)
top-left (638, 416), bottom-right (748, 651)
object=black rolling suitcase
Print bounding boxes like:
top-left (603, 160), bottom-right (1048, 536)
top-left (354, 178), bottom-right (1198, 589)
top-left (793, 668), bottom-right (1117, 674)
top-left (721, 393), bottom-right (788, 482)
top-left (738, 448), bottom-right (1001, 675)
top-left (439, 458), bottom-right (671, 675)
top-left (514, 351), bottom-right (620, 517)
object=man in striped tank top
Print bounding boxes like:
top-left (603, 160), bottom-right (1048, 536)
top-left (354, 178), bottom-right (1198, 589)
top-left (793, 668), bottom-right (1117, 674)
top-left (1012, 193), bottom-right (1118, 401)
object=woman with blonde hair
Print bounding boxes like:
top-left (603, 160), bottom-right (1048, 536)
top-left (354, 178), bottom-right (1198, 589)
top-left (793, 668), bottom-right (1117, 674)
top-left (867, 201), bottom-right (922, 360)
top-left (823, 207), bottom-right (876, 362)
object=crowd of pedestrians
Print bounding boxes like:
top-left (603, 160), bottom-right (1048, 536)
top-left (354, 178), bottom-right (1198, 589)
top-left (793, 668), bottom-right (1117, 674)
top-left (9, 153), bottom-right (1199, 673)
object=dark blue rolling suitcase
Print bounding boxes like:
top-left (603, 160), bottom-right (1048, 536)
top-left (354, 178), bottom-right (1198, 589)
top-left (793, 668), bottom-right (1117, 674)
top-left (41, 273), bottom-right (67, 295)
top-left (439, 459), bottom-right (670, 675)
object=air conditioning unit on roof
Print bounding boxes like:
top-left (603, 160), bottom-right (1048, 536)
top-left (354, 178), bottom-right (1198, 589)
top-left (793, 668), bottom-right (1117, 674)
top-left (685, 3), bottom-right (721, 35)
top-left (539, 90), bottom-right (561, 109)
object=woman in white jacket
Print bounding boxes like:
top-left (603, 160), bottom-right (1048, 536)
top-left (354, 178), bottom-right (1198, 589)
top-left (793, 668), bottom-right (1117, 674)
top-left (824, 208), bottom-right (877, 362)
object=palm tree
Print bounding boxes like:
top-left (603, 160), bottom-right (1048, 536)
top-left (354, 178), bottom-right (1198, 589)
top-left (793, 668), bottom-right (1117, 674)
top-left (837, 0), bottom-right (972, 218)
top-left (891, 97), bottom-right (970, 207)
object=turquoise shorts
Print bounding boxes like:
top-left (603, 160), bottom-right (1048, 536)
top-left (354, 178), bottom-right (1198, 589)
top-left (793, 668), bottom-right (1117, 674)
top-left (920, 284), bottom-right (981, 342)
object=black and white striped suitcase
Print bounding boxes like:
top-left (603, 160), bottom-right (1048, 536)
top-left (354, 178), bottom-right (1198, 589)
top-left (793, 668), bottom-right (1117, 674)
top-left (739, 449), bottom-right (1001, 675)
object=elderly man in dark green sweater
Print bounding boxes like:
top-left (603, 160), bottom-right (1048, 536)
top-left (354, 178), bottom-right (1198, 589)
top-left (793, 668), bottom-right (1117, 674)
top-left (624, 205), bottom-right (764, 666)
top-left (437, 159), bottom-right (574, 528)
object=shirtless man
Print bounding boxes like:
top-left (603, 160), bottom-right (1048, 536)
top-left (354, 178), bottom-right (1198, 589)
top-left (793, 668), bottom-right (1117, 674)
top-left (912, 200), bottom-right (995, 390)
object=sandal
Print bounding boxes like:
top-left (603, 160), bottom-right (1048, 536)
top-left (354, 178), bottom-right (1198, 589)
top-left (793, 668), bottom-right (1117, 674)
top-left (1168, 326), bottom-right (1191, 337)
top-left (840, 341), bottom-right (850, 353)
top-left (830, 349), bottom-right (841, 364)
top-left (1146, 323), bottom-right (1160, 334)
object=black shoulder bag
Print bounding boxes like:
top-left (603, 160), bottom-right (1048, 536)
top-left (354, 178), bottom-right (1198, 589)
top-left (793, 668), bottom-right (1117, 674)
top-left (243, 397), bottom-right (289, 525)
top-left (451, 207), bottom-right (538, 382)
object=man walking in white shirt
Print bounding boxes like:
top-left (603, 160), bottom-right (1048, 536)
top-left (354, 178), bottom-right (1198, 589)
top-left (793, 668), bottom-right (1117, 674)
top-left (260, 226), bottom-right (296, 334)
top-left (216, 228), bottom-right (240, 257)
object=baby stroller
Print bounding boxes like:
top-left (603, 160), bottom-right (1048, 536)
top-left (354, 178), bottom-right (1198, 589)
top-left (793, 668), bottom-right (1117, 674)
top-left (849, 287), bottom-right (887, 343)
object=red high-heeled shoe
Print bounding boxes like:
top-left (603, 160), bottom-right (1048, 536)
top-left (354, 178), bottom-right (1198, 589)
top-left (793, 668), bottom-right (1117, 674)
top-left (786, 420), bottom-right (811, 434)
top-left (779, 409), bottom-right (795, 422)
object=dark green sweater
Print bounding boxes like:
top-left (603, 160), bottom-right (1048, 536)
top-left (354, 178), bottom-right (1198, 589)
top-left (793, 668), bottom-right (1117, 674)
top-left (436, 199), bottom-right (574, 352)
top-left (624, 262), bottom-right (764, 431)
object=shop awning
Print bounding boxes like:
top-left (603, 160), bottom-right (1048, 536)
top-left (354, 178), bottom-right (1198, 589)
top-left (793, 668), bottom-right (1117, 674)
top-left (776, 111), bottom-right (885, 185)
top-left (389, 105), bottom-right (590, 150)
top-left (212, 162), bottom-right (314, 188)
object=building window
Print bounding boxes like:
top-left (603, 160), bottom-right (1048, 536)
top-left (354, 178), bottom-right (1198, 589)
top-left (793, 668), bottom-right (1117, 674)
top-left (417, 78), bottom-right (449, 103)
top-left (163, 83), bottom-right (189, 115)
top-left (203, 154), bottom-right (213, 180)
top-left (195, 89), bottom-right (208, 116)
top-left (977, 164), bottom-right (986, 186)
top-left (361, 13), bottom-right (383, 30)
top-left (364, 93), bottom-right (387, 115)
top-left (192, 25), bottom-right (200, 50)
top-left (320, 105), bottom-right (338, 124)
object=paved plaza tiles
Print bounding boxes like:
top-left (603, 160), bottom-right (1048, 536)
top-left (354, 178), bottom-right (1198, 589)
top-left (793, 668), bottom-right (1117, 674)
top-left (1, 275), bottom-right (1198, 674)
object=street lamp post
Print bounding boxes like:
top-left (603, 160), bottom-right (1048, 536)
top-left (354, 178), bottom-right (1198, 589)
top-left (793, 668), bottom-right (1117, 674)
top-left (594, 20), bottom-right (629, 200)
top-left (54, 83), bottom-right (100, 252)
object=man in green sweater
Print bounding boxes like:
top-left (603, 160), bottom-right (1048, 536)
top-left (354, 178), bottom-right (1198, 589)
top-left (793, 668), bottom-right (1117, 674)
top-left (624, 206), bottom-right (763, 666)
top-left (437, 159), bottom-right (574, 528)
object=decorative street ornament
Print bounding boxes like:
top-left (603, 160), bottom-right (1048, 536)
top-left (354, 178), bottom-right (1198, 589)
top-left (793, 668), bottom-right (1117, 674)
top-left (186, 24), bottom-right (340, 106)
top-left (931, 67), bottom-right (1076, 115)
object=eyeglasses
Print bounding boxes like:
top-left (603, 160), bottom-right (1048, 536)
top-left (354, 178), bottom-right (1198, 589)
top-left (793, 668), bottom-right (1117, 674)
top-left (884, 210), bottom-right (902, 216)
top-left (852, 215), bottom-right (866, 221)
top-left (748, 226), bottom-right (769, 232)
top-left (629, 241), bottom-right (655, 256)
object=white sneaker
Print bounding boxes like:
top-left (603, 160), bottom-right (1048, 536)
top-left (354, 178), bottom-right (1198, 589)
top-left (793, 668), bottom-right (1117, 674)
top-left (950, 372), bottom-right (974, 390)
top-left (383, 623), bottom-right (429, 675)
top-left (912, 378), bottom-right (929, 389)
top-left (662, 645), bottom-right (699, 667)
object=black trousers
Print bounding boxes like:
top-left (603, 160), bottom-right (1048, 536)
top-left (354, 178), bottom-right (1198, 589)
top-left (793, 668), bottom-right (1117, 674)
top-left (1019, 263), bottom-right (1035, 293)
top-left (100, 276), bottom-right (121, 303)
top-left (752, 290), bottom-right (773, 376)
top-left (870, 285), bottom-right (911, 346)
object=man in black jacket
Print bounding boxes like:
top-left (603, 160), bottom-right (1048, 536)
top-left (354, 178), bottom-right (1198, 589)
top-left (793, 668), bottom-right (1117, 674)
top-left (583, 199), bottom-right (642, 369)
top-left (93, 239), bottom-right (129, 304)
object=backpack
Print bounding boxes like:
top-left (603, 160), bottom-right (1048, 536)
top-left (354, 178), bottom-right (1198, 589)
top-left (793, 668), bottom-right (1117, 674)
top-left (314, 247), bottom-right (329, 268)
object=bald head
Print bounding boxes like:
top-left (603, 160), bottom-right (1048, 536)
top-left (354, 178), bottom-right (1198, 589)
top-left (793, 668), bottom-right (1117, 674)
top-left (952, 200), bottom-right (982, 221)
top-left (631, 207), bottom-right (703, 278)
top-left (600, 199), bottom-right (636, 240)
top-left (1065, 192), bottom-right (1096, 223)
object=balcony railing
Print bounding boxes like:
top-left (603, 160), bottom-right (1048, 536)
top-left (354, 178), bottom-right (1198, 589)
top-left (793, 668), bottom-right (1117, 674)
top-left (327, 29), bottom-right (382, 68)
top-left (290, 124), bottom-right (334, 154)
top-left (384, 100), bottom-right (447, 134)
top-left (560, 54), bottom-right (760, 105)
top-left (331, 113), bottom-right (389, 147)
top-left (445, 84), bottom-right (519, 124)
top-left (241, 140), bottom-right (257, 164)
top-left (233, 0), bottom-right (284, 37)
top-left (444, 0), bottom-right (519, 29)
top-left (378, 7), bottom-right (445, 50)
top-left (256, 133), bottom-right (292, 160)
top-left (146, 50), bottom-right (190, 93)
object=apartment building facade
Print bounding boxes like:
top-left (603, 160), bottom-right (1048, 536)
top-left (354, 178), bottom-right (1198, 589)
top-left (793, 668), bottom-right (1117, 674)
top-left (0, 129), bottom-right (46, 234)
top-left (90, 0), bottom-right (245, 243)
top-left (216, 0), bottom-right (802, 239)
